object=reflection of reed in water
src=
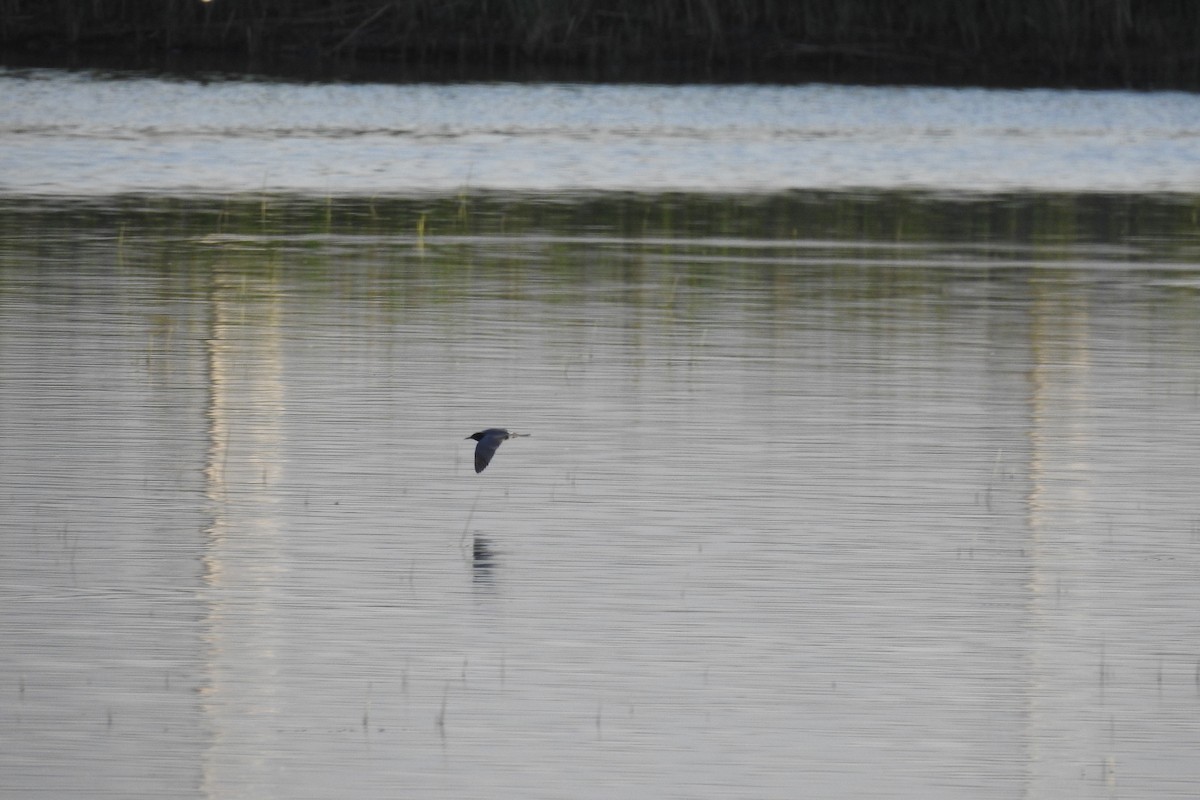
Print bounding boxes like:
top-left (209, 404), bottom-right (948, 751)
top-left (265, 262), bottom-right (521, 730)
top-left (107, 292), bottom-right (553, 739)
top-left (1023, 274), bottom-right (1103, 792)
top-left (198, 266), bottom-right (288, 796)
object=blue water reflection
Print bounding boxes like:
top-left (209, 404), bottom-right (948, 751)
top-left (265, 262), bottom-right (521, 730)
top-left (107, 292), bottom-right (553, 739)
top-left (2, 70), bottom-right (1199, 195)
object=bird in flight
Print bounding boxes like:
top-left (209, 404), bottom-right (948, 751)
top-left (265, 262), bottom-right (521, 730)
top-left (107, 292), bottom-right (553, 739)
top-left (466, 428), bottom-right (529, 473)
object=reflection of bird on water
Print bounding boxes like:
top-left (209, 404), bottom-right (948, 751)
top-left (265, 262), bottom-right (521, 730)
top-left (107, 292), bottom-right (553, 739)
top-left (472, 534), bottom-right (496, 584)
top-left (466, 428), bottom-right (529, 473)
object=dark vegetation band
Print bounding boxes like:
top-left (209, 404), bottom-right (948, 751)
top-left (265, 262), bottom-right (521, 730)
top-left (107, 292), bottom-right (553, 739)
top-left (2, 0), bottom-right (1197, 88)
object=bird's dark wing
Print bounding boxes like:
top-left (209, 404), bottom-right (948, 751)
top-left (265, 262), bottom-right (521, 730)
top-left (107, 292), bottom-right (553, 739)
top-left (474, 432), bottom-right (505, 473)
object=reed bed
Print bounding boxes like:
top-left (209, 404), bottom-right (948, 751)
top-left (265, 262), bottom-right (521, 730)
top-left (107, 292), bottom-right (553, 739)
top-left (2, 0), bottom-right (1198, 87)
top-left (5, 192), bottom-right (1199, 262)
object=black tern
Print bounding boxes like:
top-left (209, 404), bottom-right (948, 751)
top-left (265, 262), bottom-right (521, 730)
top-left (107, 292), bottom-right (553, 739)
top-left (466, 428), bottom-right (528, 473)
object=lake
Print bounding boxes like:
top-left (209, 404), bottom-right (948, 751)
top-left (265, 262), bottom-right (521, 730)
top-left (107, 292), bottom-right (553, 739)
top-left (1, 71), bottom-right (1200, 800)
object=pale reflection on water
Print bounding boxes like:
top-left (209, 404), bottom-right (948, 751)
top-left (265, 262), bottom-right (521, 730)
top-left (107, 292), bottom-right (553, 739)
top-left (2, 198), bottom-right (1200, 799)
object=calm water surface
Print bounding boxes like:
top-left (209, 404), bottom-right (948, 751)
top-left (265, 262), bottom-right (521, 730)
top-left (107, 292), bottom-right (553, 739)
top-left (2, 196), bottom-right (1199, 799)
top-left (2, 68), bottom-right (1200, 194)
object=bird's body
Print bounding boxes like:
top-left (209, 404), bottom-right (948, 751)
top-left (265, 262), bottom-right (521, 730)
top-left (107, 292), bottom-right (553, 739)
top-left (466, 428), bottom-right (528, 473)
